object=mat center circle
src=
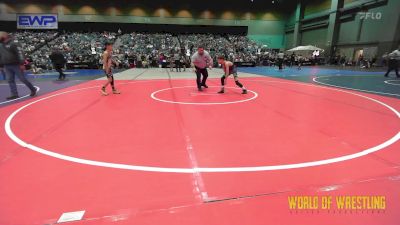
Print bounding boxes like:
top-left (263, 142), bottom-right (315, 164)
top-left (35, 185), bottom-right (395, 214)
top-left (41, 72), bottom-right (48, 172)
top-left (151, 86), bottom-right (258, 105)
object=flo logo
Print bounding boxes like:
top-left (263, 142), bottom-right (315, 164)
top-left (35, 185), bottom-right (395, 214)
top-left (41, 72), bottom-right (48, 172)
top-left (358, 12), bottom-right (382, 20)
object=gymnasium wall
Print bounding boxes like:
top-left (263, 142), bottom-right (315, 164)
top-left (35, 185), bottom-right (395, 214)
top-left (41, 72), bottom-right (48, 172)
top-left (301, 28), bottom-right (328, 48)
top-left (337, 0), bottom-right (400, 44)
top-left (283, 9), bottom-right (297, 50)
top-left (286, 0), bottom-right (331, 50)
top-left (284, 0), bottom-right (400, 57)
top-left (337, 0), bottom-right (400, 57)
top-left (0, 1), bottom-right (290, 49)
top-left (303, 0), bottom-right (331, 17)
top-left (303, 0), bottom-right (369, 16)
top-left (285, 32), bottom-right (294, 50)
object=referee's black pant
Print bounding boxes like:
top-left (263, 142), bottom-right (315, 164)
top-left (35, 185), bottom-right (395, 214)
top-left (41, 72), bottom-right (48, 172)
top-left (195, 66), bottom-right (208, 88)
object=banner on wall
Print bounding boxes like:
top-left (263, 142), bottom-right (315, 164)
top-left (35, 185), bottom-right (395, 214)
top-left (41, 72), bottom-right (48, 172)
top-left (17, 14), bottom-right (58, 29)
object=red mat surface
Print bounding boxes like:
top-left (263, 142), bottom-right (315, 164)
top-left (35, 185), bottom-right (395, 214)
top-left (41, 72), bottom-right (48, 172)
top-left (0, 77), bottom-right (399, 225)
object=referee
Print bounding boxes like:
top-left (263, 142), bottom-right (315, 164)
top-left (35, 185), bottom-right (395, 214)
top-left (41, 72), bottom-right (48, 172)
top-left (191, 46), bottom-right (213, 91)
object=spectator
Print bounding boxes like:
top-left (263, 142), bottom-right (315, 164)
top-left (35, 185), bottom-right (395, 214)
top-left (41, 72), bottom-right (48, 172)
top-left (49, 48), bottom-right (67, 80)
top-left (0, 31), bottom-right (37, 100)
top-left (384, 46), bottom-right (400, 78)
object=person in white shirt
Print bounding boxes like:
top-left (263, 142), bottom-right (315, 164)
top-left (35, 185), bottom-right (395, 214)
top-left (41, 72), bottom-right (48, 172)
top-left (384, 47), bottom-right (400, 78)
top-left (191, 46), bottom-right (213, 91)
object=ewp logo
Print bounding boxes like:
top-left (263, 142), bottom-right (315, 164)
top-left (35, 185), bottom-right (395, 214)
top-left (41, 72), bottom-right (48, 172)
top-left (17, 14), bottom-right (58, 29)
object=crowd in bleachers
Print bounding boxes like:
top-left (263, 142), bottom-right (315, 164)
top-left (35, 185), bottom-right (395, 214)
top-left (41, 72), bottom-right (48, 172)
top-left (11, 31), bottom-right (58, 53)
top-left (117, 32), bottom-right (181, 68)
top-left (179, 34), bottom-right (230, 57)
top-left (9, 31), bottom-right (276, 71)
top-left (28, 31), bottom-right (117, 70)
top-left (7, 31), bottom-right (395, 73)
top-left (228, 35), bottom-right (262, 62)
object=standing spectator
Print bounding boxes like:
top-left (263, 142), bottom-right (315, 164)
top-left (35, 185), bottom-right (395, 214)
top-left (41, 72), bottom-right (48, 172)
top-left (181, 55), bottom-right (188, 72)
top-left (174, 52), bottom-right (182, 72)
top-left (169, 55), bottom-right (174, 72)
top-left (0, 32), bottom-right (37, 100)
top-left (49, 48), bottom-right (67, 80)
top-left (277, 51), bottom-right (284, 71)
top-left (297, 55), bottom-right (303, 70)
top-left (384, 46), bottom-right (400, 78)
top-left (358, 54), bottom-right (364, 67)
top-left (340, 55), bottom-right (346, 67)
top-left (290, 53), bottom-right (296, 67)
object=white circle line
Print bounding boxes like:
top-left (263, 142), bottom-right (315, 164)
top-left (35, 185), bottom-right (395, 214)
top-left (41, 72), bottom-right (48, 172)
top-left (0, 85), bottom-right (40, 105)
top-left (4, 80), bottom-right (400, 173)
top-left (384, 80), bottom-right (400, 86)
top-left (151, 86), bottom-right (258, 105)
top-left (313, 76), bottom-right (400, 97)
